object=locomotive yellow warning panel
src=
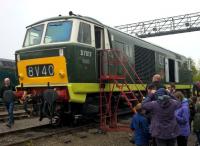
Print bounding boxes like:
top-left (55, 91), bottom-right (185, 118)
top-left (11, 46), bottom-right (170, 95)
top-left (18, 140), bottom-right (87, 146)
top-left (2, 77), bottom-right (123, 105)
top-left (17, 56), bottom-right (68, 86)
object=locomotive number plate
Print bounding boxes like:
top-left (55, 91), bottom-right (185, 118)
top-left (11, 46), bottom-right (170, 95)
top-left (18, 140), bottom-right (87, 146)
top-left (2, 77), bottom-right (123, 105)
top-left (26, 64), bottom-right (54, 77)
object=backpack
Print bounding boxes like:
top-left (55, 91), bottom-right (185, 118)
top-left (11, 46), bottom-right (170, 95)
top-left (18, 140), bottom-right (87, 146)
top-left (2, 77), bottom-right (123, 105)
top-left (193, 113), bottom-right (200, 132)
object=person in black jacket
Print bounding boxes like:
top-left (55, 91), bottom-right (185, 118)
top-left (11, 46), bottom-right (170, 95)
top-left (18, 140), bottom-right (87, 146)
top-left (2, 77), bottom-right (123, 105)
top-left (0, 78), bottom-right (15, 128)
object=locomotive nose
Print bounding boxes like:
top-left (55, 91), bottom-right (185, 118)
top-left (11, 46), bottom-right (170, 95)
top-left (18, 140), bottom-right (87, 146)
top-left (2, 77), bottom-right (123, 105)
top-left (17, 56), bottom-right (68, 86)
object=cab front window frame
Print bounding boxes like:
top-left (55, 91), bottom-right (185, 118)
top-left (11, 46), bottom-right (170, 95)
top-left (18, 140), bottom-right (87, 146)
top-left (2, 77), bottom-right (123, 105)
top-left (23, 24), bottom-right (44, 47)
top-left (44, 20), bottom-right (73, 44)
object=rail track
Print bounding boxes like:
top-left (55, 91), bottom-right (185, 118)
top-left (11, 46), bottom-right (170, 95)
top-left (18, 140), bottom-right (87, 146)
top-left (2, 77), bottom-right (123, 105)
top-left (0, 103), bottom-right (36, 123)
top-left (0, 121), bottom-right (98, 146)
top-left (0, 102), bottom-right (132, 146)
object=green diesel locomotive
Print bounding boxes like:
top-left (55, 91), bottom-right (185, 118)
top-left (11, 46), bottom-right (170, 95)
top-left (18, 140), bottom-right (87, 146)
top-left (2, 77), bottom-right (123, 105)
top-left (0, 58), bottom-right (17, 89)
top-left (15, 12), bottom-right (192, 123)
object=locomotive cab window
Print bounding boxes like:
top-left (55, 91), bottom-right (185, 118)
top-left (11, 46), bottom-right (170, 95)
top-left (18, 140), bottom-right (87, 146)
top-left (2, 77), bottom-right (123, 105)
top-left (24, 24), bottom-right (44, 47)
top-left (44, 21), bottom-right (72, 43)
top-left (78, 22), bottom-right (91, 44)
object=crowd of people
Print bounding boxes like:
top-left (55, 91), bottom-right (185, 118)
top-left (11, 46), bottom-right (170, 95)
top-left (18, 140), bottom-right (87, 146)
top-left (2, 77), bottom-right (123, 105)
top-left (130, 74), bottom-right (200, 146)
top-left (0, 75), bottom-right (200, 146)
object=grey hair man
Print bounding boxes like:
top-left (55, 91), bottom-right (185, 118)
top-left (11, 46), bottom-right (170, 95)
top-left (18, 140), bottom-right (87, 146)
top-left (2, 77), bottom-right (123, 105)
top-left (152, 74), bottom-right (165, 90)
top-left (0, 78), bottom-right (15, 128)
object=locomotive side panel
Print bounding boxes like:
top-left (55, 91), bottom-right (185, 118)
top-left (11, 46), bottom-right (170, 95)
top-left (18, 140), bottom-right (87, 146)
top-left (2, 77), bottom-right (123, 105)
top-left (64, 44), bottom-right (97, 83)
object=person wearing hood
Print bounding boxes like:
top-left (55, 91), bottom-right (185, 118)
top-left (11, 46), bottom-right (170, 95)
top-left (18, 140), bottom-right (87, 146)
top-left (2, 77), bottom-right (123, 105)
top-left (174, 91), bottom-right (190, 146)
top-left (142, 88), bottom-right (180, 146)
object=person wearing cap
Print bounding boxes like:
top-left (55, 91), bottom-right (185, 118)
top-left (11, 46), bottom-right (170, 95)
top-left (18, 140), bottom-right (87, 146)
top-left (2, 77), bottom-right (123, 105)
top-left (0, 78), bottom-right (16, 128)
top-left (142, 88), bottom-right (180, 146)
top-left (130, 103), bottom-right (150, 146)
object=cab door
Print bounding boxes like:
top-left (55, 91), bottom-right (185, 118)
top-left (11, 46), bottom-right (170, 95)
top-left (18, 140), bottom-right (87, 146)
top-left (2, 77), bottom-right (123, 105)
top-left (95, 26), bottom-right (104, 49)
top-left (95, 26), bottom-right (104, 79)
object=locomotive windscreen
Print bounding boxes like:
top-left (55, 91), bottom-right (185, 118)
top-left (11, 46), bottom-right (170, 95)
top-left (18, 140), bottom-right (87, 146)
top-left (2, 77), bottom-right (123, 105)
top-left (134, 45), bottom-right (155, 83)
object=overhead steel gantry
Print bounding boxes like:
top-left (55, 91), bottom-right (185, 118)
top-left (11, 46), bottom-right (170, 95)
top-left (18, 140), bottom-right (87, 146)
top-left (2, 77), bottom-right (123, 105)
top-left (115, 12), bottom-right (200, 38)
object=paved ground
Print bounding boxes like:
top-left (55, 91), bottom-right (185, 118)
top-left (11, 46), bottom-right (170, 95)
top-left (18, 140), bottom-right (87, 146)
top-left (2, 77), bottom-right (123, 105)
top-left (0, 117), bottom-right (50, 135)
top-left (0, 109), bottom-right (25, 116)
top-left (0, 111), bottom-right (197, 146)
top-left (12, 119), bottom-right (197, 146)
top-left (23, 130), bottom-right (197, 146)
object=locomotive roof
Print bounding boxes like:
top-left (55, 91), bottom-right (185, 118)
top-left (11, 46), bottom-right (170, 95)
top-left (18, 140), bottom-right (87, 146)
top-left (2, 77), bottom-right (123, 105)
top-left (26, 15), bottom-right (187, 60)
top-left (27, 15), bottom-right (103, 28)
top-left (107, 26), bottom-right (187, 60)
top-left (0, 58), bottom-right (15, 62)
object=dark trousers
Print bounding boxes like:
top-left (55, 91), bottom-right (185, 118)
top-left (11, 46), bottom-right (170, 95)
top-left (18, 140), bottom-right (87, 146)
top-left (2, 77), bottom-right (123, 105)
top-left (5, 102), bottom-right (14, 125)
top-left (177, 135), bottom-right (188, 146)
top-left (152, 137), bottom-right (157, 146)
top-left (189, 118), bottom-right (193, 131)
top-left (23, 100), bottom-right (30, 114)
top-left (193, 84), bottom-right (200, 96)
top-left (155, 138), bottom-right (176, 146)
top-left (195, 131), bottom-right (200, 145)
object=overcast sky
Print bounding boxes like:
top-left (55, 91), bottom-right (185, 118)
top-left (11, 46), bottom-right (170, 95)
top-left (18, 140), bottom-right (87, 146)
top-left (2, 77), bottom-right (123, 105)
top-left (1, 0), bottom-right (200, 64)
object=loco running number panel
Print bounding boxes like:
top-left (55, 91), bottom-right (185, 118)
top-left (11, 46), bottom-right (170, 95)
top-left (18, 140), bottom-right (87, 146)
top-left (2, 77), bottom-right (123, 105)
top-left (26, 64), bottom-right (54, 77)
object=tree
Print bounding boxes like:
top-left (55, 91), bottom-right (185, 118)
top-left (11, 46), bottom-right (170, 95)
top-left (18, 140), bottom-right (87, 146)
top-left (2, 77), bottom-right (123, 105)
top-left (191, 58), bottom-right (200, 82)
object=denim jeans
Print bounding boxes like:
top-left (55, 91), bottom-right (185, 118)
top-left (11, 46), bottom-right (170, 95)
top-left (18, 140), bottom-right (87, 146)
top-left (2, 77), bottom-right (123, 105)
top-left (5, 102), bottom-right (14, 125)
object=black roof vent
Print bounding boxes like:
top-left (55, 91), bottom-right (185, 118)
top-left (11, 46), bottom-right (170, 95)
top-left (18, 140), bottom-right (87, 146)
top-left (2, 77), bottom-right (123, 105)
top-left (69, 11), bottom-right (76, 16)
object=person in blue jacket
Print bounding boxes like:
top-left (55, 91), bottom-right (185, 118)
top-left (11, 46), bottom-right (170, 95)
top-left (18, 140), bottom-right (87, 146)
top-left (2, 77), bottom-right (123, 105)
top-left (130, 103), bottom-right (150, 146)
top-left (174, 91), bottom-right (190, 146)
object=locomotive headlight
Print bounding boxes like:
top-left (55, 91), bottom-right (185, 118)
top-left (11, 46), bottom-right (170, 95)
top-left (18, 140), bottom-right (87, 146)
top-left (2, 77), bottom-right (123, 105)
top-left (59, 70), bottom-right (65, 78)
top-left (19, 73), bottom-right (24, 80)
top-left (17, 54), bottom-right (20, 61)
